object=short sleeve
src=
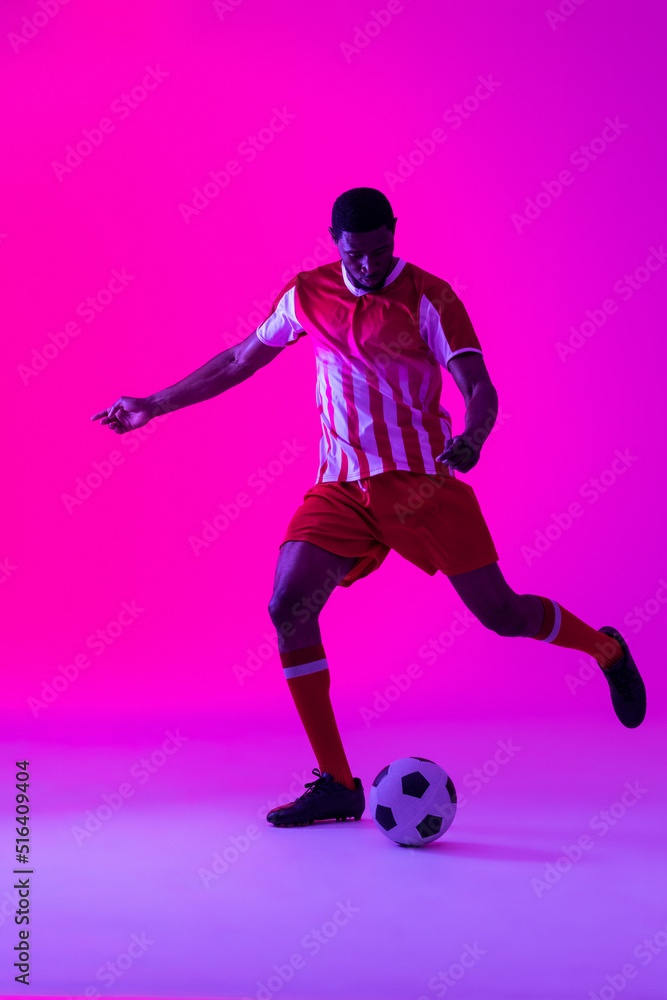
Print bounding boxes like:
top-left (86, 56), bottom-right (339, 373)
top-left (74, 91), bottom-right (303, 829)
top-left (255, 281), bottom-right (306, 347)
top-left (418, 285), bottom-right (482, 370)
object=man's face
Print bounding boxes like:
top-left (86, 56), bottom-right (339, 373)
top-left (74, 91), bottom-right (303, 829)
top-left (330, 222), bottom-right (398, 292)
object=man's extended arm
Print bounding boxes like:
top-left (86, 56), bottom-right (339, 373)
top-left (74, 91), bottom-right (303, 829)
top-left (436, 351), bottom-right (498, 472)
top-left (148, 332), bottom-right (285, 414)
top-left (91, 331), bottom-right (285, 434)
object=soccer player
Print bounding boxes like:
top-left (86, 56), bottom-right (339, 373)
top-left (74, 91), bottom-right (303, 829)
top-left (92, 187), bottom-right (646, 828)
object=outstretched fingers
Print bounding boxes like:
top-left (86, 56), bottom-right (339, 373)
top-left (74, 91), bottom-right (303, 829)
top-left (91, 399), bottom-right (123, 424)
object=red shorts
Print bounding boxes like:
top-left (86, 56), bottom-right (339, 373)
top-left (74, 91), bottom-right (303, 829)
top-left (280, 469), bottom-right (499, 587)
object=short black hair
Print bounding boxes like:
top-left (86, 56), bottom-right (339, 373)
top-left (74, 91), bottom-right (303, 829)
top-left (330, 187), bottom-right (395, 242)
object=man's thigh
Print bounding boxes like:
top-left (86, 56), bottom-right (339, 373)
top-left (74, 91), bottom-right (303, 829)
top-left (280, 480), bottom-right (391, 587)
top-left (272, 540), bottom-right (359, 602)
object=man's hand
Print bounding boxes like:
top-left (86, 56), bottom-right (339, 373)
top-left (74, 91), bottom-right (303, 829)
top-left (91, 396), bottom-right (156, 434)
top-left (436, 432), bottom-right (481, 473)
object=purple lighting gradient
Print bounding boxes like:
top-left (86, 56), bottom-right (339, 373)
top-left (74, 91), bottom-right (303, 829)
top-left (1, 0), bottom-right (666, 997)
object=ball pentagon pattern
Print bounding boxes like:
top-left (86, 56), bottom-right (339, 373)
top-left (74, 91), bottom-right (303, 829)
top-left (369, 757), bottom-right (456, 846)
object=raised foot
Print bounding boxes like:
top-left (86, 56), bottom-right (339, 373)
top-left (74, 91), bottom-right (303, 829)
top-left (598, 626), bottom-right (647, 728)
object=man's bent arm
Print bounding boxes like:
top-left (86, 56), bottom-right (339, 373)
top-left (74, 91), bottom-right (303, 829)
top-left (461, 378), bottom-right (499, 449)
top-left (447, 352), bottom-right (498, 448)
top-left (148, 332), bottom-right (285, 415)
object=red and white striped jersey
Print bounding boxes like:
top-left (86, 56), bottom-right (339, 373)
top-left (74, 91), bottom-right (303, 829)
top-left (255, 257), bottom-right (483, 484)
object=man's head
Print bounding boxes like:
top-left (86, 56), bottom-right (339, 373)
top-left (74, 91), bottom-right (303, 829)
top-left (329, 187), bottom-right (398, 292)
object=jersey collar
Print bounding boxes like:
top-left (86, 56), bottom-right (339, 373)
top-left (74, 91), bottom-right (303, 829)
top-left (341, 257), bottom-right (406, 297)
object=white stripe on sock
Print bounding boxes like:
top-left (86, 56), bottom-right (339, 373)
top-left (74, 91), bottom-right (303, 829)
top-left (544, 601), bottom-right (562, 643)
top-left (283, 658), bottom-right (328, 680)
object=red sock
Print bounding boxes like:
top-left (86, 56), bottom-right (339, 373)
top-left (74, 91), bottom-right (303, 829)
top-left (532, 597), bottom-right (623, 668)
top-left (280, 643), bottom-right (355, 791)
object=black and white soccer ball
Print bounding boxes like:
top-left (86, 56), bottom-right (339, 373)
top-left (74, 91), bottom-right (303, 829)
top-left (369, 757), bottom-right (457, 847)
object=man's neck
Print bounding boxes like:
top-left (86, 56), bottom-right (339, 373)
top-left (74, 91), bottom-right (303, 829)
top-left (346, 256), bottom-right (401, 290)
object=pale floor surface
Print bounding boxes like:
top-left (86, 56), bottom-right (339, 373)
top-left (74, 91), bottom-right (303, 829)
top-left (0, 712), bottom-right (664, 1000)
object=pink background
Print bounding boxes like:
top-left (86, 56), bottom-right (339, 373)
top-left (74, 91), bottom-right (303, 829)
top-left (4, 0), bottom-right (666, 732)
top-left (1, 1), bottom-right (666, 997)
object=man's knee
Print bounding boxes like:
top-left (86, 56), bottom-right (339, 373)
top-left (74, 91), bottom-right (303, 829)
top-left (268, 587), bottom-right (320, 630)
top-left (268, 590), bottom-right (296, 625)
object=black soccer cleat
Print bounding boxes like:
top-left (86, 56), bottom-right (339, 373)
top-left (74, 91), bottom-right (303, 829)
top-left (597, 626), bottom-right (646, 728)
top-left (266, 768), bottom-right (365, 826)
